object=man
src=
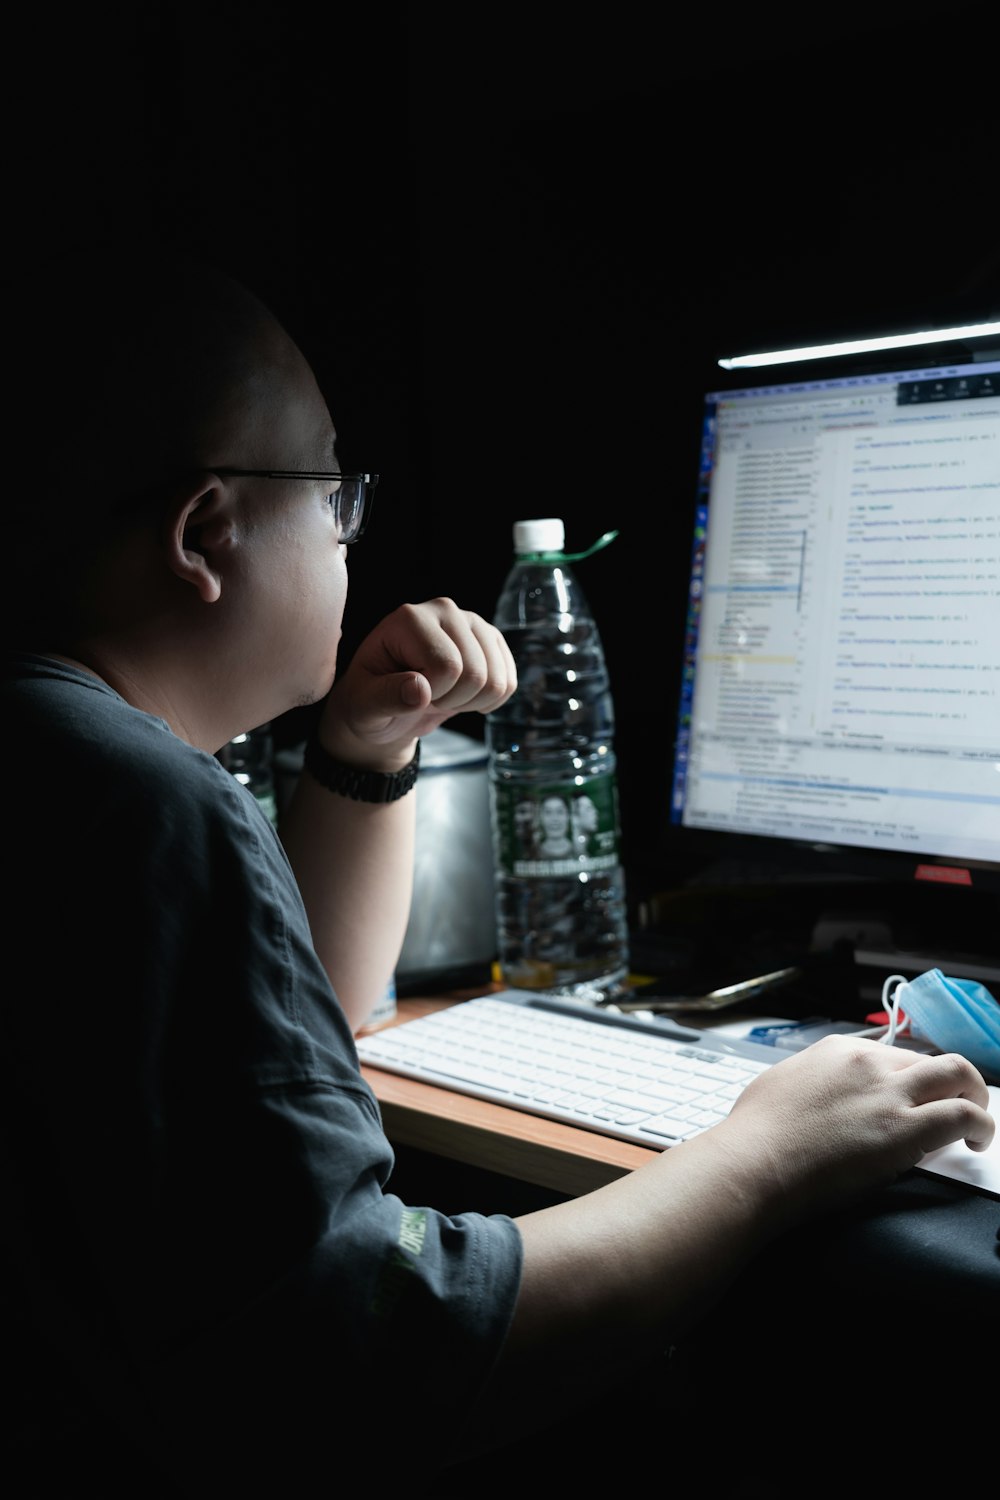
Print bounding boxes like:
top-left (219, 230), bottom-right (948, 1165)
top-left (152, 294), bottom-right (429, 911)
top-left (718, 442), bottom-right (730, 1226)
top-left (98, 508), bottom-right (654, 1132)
top-left (4, 248), bottom-right (994, 1493)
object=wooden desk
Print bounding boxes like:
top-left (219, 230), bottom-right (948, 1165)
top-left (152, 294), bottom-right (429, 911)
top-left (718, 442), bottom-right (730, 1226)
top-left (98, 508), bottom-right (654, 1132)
top-left (359, 993), bottom-right (659, 1198)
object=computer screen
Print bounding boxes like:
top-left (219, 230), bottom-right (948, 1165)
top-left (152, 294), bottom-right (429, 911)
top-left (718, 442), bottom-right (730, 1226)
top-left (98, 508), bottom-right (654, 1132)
top-left (668, 344), bottom-right (1000, 933)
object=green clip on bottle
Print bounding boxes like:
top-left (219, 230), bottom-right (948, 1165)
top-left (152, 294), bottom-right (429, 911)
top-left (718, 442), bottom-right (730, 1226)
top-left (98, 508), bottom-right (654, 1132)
top-left (484, 518), bottom-right (630, 1002)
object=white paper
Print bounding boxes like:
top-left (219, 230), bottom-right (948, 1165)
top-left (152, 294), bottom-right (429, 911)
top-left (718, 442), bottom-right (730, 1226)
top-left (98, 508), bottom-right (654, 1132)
top-left (916, 1085), bottom-right (1000, 1198)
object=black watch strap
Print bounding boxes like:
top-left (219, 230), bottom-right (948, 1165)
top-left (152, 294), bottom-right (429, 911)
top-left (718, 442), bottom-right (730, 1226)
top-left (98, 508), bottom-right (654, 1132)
top-left (303, 735), bottom-right (420, 803)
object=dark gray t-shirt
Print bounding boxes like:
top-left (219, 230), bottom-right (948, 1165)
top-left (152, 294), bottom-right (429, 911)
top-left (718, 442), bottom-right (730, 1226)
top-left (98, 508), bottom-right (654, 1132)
top-left (3, 653), bottom-right (522, 1486)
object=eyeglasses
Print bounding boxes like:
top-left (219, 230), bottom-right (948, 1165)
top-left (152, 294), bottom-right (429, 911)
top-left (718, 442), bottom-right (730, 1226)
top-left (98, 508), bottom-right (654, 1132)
top-left (214, 469), bottom-right (378, 544)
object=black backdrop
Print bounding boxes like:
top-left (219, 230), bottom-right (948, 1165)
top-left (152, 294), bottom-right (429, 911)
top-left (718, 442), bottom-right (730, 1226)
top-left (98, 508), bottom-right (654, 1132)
top-left (20, 4), bottom-right (999, 898)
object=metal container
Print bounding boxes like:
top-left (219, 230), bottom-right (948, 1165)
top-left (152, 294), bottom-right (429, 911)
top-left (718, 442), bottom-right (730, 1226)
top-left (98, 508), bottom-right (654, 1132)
top-left (396, 726), bottom-right (496, 988)
top-left (275, 725), bottom-right (497, 990)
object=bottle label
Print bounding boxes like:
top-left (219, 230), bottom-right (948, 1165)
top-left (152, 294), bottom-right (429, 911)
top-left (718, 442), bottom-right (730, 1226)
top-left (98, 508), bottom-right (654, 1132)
top-left (364, 974), bottom-right (398, 1029)
top-left (493, 773), bottom-right (621, 878)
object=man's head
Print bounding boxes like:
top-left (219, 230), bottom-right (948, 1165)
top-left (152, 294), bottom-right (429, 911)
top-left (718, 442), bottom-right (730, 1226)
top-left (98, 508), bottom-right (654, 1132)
top-left (12, 245), bottom-right (352, 744)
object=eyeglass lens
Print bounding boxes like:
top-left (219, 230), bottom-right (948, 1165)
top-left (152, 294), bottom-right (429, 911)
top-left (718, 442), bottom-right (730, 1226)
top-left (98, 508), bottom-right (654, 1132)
top-left (335, 477), bottom-right (367, 542)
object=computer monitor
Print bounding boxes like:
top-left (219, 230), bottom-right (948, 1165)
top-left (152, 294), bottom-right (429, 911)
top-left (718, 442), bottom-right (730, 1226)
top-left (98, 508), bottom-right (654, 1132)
top-left (666, 335), bottom-right (1000, 980)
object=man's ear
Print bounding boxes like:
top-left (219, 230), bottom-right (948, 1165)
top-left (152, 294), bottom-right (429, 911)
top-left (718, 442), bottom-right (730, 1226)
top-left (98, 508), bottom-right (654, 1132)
top-left (163, 476), bottom-right (237, 604)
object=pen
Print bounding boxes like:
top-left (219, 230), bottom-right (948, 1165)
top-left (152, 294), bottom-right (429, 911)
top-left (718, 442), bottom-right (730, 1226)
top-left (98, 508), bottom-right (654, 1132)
top-left (606, 965), bottom-right (802, 1014)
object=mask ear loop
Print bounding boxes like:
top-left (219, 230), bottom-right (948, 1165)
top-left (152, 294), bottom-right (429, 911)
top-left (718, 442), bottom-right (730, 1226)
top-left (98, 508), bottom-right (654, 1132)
top-left (852, 974), bottom-right (910, 1045)
top-left (880, 974), bottom-right (910, 1046)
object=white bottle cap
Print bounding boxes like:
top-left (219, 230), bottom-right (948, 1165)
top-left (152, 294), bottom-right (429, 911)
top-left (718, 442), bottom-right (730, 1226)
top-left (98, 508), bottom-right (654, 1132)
top-left (513, 518), bottom-right (564, 553)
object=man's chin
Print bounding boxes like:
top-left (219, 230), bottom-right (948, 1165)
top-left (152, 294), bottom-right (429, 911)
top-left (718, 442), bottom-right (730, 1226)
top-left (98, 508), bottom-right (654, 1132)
top-left (292, 670), bottom-right (337, 712)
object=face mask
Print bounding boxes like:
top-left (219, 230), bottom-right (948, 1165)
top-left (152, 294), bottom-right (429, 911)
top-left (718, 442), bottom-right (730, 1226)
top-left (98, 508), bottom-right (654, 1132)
top-left (886, 969), bottom-right (1000, 1084)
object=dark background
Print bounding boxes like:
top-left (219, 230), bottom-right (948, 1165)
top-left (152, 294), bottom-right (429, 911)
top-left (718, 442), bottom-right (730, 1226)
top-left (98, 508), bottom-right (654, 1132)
top-left (22, 4), bottom-right (999, 901)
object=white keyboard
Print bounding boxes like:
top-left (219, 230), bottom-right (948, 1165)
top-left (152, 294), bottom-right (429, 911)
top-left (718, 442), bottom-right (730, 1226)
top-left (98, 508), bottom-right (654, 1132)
top-left (355, 990), bottom-right (778, 1150)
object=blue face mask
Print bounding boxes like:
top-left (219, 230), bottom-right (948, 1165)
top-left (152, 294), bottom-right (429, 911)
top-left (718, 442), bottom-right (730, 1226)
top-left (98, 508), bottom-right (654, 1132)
top-left (889, 969), bottom-right (1000, 1084)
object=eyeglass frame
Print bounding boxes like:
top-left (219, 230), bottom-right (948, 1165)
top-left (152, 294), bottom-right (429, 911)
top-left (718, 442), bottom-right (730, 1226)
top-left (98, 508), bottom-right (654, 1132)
top-left (212, 468), bottom-right (379, 544)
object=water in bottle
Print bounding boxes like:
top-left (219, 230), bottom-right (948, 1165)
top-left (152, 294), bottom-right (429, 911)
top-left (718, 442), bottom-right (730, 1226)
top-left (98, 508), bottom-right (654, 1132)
top-left (218, 724), bottom-right (279, 826)
top-left (485, 518), bottom-right (630, 1001)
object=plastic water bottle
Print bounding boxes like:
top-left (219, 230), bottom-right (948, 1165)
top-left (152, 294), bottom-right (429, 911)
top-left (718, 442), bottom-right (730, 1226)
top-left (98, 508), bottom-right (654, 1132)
top-left (364, 972), bottom-right (398, 1030)
top-left (218, 724), bottom-right (278, 826)
top-left (485, 518), bottom-right (630, 1001)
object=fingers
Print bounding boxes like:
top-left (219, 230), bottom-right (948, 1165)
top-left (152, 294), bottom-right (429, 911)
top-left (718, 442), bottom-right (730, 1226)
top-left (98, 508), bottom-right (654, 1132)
top-left (885, 1048), bottom-right (995, 1153)
top-left (888, 1046), bottom-right (991, 1108)
top-left (329, 598), bottom-right (518, 752)
top-left (426, 606), bottom-right (518, 715)
top-left (909, 1093), bottom-right (996, 1155)
top-left (362, 598), bottom-right (517, 715)
top-left (857, 1040), bottom-right (994, 1159)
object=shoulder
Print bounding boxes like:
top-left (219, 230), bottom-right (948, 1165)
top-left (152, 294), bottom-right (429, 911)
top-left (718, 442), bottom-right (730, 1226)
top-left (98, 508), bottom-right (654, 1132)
top-left (5, 654), bottom-right (298, 956)
top-left (7, 652), bottom-right (260, 833)
top-left (5, 652), bottom-right (356, 1077)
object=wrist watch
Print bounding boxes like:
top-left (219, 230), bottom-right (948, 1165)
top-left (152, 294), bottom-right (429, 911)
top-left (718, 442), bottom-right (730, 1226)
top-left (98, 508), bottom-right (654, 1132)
top-left (303, 734), bottom-right (420, 803)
